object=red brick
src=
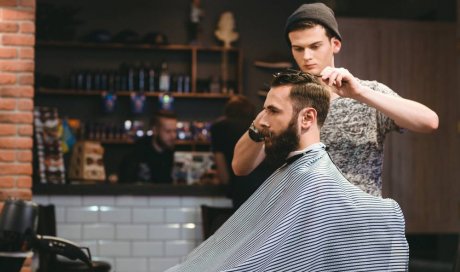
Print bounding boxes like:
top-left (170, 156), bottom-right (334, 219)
top-left (0, 86), bottom-right (34, 97)
top-left (2, 34), bottom-right (35, 46)
top-left (0, 48), bottom-right (17, 58)
top-left (0, 112), bottom-right (33, 124)
top-left (17, 176), bottom-right (31, 188)
top-left (19, 47), bottom-right (33, 59)
top-left (0, 60), bottom-right (34, 72)
top-left (2, 9), bottom-right (35, 21)
top-left (0, 137), bottom-right (32, 149)
top-left (0, 176), bottom-right (15, 187)
top-left (18, 73), bottom-right (33, 85)
top-left (16, 150), bottom-right (31, 162)
top-left (0, 124), bottom-right (16, 135)
top-left (1, 189), bottom-right (32, 200)
top-left (19, 0), bottom-right (34, 7)
top-left (19, 21), bottom-right (34, 33)
top-left (0, 163), bottom-right (32, 175)
top-left (0, 73), bottom-right (16, 84)
top-left (0, 0), bottom-right (18, 7)
top-left (0, 98), bottom-right (16, 110)
top-left (0, 151), bottom-right (15, 162)
top-left (0, 22), bottom-right (19, 32)
top-left (17, 98), bottom-right (33, 110)
top-left (17, 125), bottom-right (32, 136)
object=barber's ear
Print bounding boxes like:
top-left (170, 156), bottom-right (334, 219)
top-left (300, 108), bottom-right (317, 129)
top-left (332, 38), bottom-right (341, 54)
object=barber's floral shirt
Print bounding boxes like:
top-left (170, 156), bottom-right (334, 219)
top-left (320, 80), bottom-right (403, 197)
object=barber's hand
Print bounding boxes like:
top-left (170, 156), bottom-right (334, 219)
top-left (320, 67), bottom-right (364, 99)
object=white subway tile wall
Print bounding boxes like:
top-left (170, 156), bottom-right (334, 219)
top-left (32, 195), bottom-right (232, 272)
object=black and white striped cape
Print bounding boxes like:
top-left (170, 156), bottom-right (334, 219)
top-left (165, 143), bottom-right (409, 272)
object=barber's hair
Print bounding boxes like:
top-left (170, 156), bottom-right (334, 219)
top-left (271, 69), bottom-right (330, 127)
top-left (224, 95), bottom-right (256, 121)
top-left (287, 20), bottom-right (336, 41)
top-left (151, 110), bottom-right (177, 127)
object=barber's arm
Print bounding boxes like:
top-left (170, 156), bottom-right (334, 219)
top-left (355, 88), bottom-right (438, 133)
top-left (232, 113), bottom-right (266, 176)
top-left (321, 66), bottom-right (439, 133)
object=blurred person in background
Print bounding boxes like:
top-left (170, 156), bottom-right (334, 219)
top-left (119, 110), bottom-right (177, 183)
top-left (211, 95), bottom-right (276, 209)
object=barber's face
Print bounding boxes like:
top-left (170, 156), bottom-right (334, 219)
top-left (289, 25), bottom-right (341, 75)
top-left (154, 118), bottom-right (177, 150)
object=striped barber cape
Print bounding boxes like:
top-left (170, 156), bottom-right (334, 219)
top-left (165, 143), bottom-right (409, 272)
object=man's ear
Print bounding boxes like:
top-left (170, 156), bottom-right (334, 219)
top-left (299, 108), bottom-right (317, 130)
top-left (332, 37), bottom-right (341, 54)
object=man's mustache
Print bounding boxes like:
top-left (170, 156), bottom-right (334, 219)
top-left (260, 128), bottom-right (273, 139)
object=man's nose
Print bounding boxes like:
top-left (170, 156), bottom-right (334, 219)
top-left (259, 112), bottom-right (270, 128)
top-left (303, 49), bottom-right (312, 60)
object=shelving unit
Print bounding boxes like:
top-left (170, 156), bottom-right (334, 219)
top-left (36, 41), bottom-right (243, 95)
top-left (98, 138), bottom-right (210, 147)
top-left (37, 88), bottom-right (233, 99)
top-left (34, 40), bottom-right (240, 177)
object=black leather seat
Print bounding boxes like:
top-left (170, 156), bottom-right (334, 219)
top-left (36, 204), bottom-right (111, 272)
top-left (200, 205), bottom-right (234, 239)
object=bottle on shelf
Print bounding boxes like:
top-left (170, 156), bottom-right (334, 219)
top-left (138, 62), bottom-right (146, 92)
top-left (127, 65), bottom-right (136, 91)
top-left (93, 70), bottom-right (102, 90)
top-left (147, 62), bottom-right (156, 92)
top-left (159, 61), bottom-right (170, 92)
top-left (85, 71), bottom-right (92, 91)
top-left (183, 75), bottom-right (190, 93)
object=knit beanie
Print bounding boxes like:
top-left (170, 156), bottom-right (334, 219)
top-left (285, 3), bottom-right (342, 45)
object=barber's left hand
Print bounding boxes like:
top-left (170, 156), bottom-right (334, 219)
top-left (320, 67), bottom-right (364, 99)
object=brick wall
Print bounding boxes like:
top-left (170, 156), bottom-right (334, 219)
top-left (0, 1), bottom-right (35, 271)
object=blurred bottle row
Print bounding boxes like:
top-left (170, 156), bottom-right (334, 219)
top-left (68, 119), bottom-right (212, 143)
top-left (68, 61), bottom-right (191, 93)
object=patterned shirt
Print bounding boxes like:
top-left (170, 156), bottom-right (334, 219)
top-left (320, 80), bottom-right (403, 196)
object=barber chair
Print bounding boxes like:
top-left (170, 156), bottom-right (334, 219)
top-left (0, 198), bottom-right (109, 272)
top-left (200, 205), bottom-right (234, 239)
top-left (36, 204), bottom-right (111, 272)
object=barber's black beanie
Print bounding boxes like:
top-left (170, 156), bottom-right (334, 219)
top-left (285, 3), bottom-right (342, 46)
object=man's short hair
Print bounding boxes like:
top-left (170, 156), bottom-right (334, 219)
top-left (151, 110), bottom-right (177, 127)
top-left (271, 69), bottom-right (330, 127)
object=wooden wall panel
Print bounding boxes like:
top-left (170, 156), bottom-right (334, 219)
top-left (336, 18), bottom-right (459, 233)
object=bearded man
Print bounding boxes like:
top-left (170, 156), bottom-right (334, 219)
top-left (164, 70), bottom-right (409, 272)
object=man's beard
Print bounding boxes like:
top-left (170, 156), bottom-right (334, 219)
top-left (155, 135), bottom-right (174, 151)
top-left (263, 118), bottom-right (299, 168)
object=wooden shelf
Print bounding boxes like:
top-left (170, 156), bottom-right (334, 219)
top-left (36, 40), bottom-right (239, 52)
top-left (176, 140), bottom-right (210, 146)
top-left (37, 88), bottom-right (234, 99)
top-left (97, 138), bottom-right (210, 146)
top-left (33, 183), bottom-right (228, 196)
